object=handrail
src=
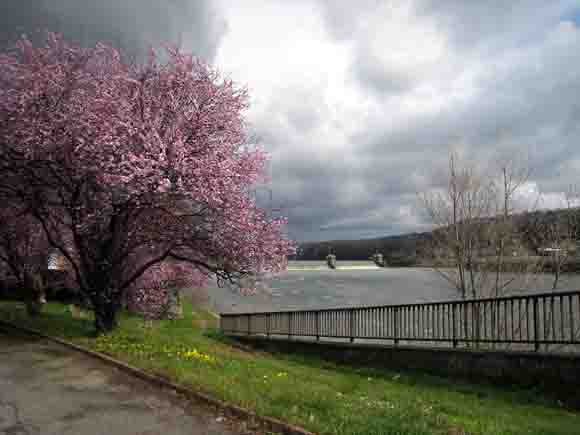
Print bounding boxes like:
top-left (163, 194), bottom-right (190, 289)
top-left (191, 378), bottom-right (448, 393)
top-left (220, 289), bottom-right (580, 316)
top-left (220, 290), bottom-right (580, 352)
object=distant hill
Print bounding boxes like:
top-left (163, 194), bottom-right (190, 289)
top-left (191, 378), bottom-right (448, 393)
top-left (296, 232), bottom-right (432, 265)
top-left (296, 207), bottom-right (580, 265)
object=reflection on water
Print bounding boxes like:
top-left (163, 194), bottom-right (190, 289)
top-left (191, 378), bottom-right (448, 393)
top-left (207, 261), bottom-right (580, 314)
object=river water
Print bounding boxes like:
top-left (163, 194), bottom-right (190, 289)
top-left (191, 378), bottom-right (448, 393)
top-left (207, 261), bottom-right (580, 314)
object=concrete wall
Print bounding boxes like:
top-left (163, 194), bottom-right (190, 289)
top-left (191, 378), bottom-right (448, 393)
top-left (233, 335), bottom-right (580, 409)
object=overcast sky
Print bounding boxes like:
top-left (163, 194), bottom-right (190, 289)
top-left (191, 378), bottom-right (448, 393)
top-left (2, 1), bottom-right (580, 242)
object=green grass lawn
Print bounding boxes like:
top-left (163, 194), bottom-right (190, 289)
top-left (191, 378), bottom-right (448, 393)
top-left (0, 300), bottom-right (578, 435)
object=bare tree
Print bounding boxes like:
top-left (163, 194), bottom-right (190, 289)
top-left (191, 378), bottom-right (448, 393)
top-left (421, 153), bottom-right (495, 300)
top-left (420, 152), bottom-right (541, 349)
top-left (488, 154), bottom-right (534, 297)
top-left (525, 186), bottom-right (580, 290)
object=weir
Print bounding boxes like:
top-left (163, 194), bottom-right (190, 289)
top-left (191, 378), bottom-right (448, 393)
top-left (286, 260), bottom-right (380, 271)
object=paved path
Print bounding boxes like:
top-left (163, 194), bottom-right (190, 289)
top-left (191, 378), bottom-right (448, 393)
top-left (0, 329), bottom-right (263, 435)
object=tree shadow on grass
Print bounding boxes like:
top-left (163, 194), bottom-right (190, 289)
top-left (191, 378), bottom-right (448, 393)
top-left (0, 302), bottom-right (95, 339)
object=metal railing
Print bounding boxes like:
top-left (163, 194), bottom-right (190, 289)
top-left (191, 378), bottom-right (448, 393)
top-left (220, 290), bottom-right (580, 352)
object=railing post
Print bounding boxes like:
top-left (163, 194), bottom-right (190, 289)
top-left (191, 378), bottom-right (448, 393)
top-left (288, 312), bottom-right (293, 340)
top-left (394, 307), bottom-right (399, 345)
top-left (452, 303), bottom-right (457, 348)
top-left (316, 311), bottom-right (320, 341)
top-left (349, 309), bottom-right (355, 343)
top-left (533, 297), bottom-right (539, 351)
top-left (247, 314), bottom-right (251, 336)
top-left (570, 295), bottom-right (575, 343)
top-left (266, 314), bottom-right (270, 338)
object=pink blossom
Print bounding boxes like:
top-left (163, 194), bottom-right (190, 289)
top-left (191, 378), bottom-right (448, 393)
top-left (0, 32), bottom-right (295, 327)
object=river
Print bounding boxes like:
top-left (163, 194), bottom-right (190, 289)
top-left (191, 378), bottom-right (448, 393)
top-left (206, 261), bottom-right (580, 314)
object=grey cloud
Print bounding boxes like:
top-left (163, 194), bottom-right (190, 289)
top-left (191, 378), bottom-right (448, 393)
top-left (319, 0), bottom-right (579, 96)
top-left (264, 143), bottom-right (438, 242)
top-left (261, 85), bottom-right (329, 137)
top-left (414, 0), bottom-right (578, 53)
top-left (317, 0), bottom-right (381, 41)
top-left (5, 0), bottom-right (580, 243)
top-left (357, 23), bottom-right (580, 169)
top-left (292, 193), bottom-right (427, 242)
top-left (265, 4), bottom-right (580, 241)
top-left (350, 49), bottom-right (416, 95)
top-left (318, 0), bottom-right (442, 95)
top-left (0, 0), bottom-right (227, 62)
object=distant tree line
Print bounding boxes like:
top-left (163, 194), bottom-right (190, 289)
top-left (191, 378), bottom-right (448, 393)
top-left (297, 206), bottom-right (580, 266)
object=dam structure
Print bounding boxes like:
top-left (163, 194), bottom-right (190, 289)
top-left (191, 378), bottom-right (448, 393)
top-left (287, 261), bottom-right (380, 271)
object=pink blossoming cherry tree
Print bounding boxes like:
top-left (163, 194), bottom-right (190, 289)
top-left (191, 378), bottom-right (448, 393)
top-left (0, 33), bottom-right (295, 333)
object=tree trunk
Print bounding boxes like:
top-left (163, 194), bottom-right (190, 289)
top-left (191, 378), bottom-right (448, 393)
top-left (24, 271), bottom-right (45, 317)
top-left (25, 298), bottom-right (43, 317)
top-left (494, 238), bottom-right (505, 298)
top-left (165, 287), bottom-right (183, 320)
top-left (93, 291), bottom-right (121, 334)
top-left (552, 255), bottom-right (560, 290)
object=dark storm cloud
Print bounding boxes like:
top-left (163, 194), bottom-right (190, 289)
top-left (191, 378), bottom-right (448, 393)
top-left (262, 138), bottom-right (433, 242)
top-left (0, 0), bottom-right (227, 61)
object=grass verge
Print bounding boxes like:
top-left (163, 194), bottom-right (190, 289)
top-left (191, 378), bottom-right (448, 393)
top-left (0, 300), bottom-right (578, 435)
